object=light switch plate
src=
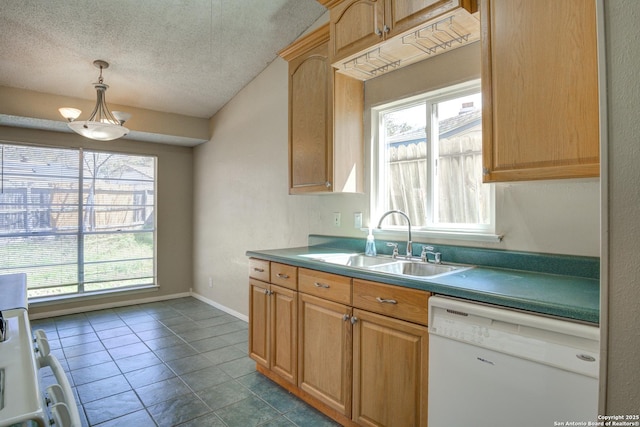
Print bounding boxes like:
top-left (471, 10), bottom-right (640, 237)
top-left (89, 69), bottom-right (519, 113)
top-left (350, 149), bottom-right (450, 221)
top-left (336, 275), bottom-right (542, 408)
top-left (354, 212), bottom-right (363, 229)
top-left (333, 212), bottom-right (341, 227)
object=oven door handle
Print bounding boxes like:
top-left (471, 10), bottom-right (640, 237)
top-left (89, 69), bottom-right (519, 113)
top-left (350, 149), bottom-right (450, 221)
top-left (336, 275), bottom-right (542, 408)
top-left (39, 353), bottom-right (81, 427)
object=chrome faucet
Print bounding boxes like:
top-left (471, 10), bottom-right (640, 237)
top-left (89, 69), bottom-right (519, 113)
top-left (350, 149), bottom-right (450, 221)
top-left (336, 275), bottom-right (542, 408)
top-left (376, 210), bottom-right (412, 258)
top-left (421, 245), bottom-right (442, 264)
top-left (386, 242), bottom-right (399, 259)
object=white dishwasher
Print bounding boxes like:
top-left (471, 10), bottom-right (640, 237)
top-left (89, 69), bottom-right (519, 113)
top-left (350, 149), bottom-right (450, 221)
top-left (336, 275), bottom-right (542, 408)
top-left (428, 296), bottom-right (599, 427)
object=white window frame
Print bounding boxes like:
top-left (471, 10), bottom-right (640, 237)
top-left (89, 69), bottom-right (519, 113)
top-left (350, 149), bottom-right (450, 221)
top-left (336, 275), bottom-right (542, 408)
top-left (371, 79), bottom-right (498, 241)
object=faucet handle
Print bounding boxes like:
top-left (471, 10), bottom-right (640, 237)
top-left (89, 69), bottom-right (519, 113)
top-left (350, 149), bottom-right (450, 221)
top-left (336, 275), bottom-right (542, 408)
top-left (421, 245), bottom-right (441, 263)
top-left (386, 242), bottom-right (399, 258)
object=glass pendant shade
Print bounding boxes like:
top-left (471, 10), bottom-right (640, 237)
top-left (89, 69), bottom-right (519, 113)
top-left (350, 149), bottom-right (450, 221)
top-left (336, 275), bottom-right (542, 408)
top-left (58, 107), bottom-right (82, 121)
top-left (59, 60), bottom-right (130, 141)
top-left (67, 120), bottom-right (129, 141)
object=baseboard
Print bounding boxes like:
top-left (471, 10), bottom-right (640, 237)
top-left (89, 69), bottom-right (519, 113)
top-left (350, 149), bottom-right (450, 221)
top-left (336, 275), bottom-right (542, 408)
top-left (190, 291), bottom-right (248, 323)
top-left (28, 292), bottom-right (192, 320)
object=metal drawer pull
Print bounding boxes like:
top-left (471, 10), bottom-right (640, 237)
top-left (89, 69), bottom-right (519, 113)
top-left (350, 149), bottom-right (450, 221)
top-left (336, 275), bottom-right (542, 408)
top-left (376, 297), bottom-right (397, 304)
top-left (314, 282), bottom-right (330, 289)
top-left (276, 273), bottom-right (289, 279)
top-left (343, 314), bottom-right (350, 321)
top-left (253, 267), bottom-right (264, 272)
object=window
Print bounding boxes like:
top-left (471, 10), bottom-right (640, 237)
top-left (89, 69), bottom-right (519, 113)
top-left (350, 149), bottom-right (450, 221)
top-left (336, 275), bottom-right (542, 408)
top-left (0, 143), bottom-right (156, 299)
top-left (372, 80), bottom-right (494, 235)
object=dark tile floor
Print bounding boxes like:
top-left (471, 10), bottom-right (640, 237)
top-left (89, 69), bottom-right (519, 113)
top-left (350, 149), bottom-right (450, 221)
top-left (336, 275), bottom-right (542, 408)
top-left (31, 297), bottom-right (340, 427)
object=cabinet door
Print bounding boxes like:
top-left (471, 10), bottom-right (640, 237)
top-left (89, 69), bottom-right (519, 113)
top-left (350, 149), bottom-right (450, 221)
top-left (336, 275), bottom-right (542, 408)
top-left (289, 41), bottom-right (332, 193)
top-left (281, 23), bottom-right (364, 194)
top-left (352, 308), bottom-right (428, 427)
top-left (249, 279), bottom-right (270, 368)
top-left (385, 0), bottom-right (453, 38)
top-left (270, 285), bottom-right (298, 385)
top-left (481, 0), bottom-right (599, 182)
top-left (298, 293), bottom-right (353, 417)
top-left (330, 0), bottom-right (385, 62)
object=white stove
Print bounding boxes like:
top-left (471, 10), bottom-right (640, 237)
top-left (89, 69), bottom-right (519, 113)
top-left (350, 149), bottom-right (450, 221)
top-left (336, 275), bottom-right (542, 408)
top-left (0, 274), bottom-right (80, 427)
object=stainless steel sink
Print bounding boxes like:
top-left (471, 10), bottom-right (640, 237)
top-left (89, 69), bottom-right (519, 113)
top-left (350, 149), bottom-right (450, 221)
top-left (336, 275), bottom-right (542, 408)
top-left (306, 253), bottom-right (397, 268)
top-left (367, 260), bottom-right (473, 278)
top-left (300, 253), bottom-right (473, 278)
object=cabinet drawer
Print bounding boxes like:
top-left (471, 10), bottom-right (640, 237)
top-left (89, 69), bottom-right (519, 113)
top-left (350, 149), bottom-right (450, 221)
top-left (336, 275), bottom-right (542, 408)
top-left (353, 280), bottom-right (429, 325)
top-left (270, 263), bottom-right (298, 290)
top-left (249, 258), bottom-right (270, 282)
top-left (299, 268), bottom-right (352, 305)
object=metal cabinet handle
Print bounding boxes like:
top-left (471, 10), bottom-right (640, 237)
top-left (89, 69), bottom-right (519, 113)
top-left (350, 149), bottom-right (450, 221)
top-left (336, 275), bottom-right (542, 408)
top-left (383, 24), bottom-right (390, 33)
top-left (276, 273), bottom-right (289, 279)
top-left (253, 267), bottom-right (264, 272)
top-left (314, 282), bottom-right (330, 289)
top-left (343, 314), bottom-right (350, 321)
top-left (376, 297), bottom-right (397, 304)
top-left (350, 316), bottom-right (358, 325)
top-left (375, 27), bottom-right (382, 36)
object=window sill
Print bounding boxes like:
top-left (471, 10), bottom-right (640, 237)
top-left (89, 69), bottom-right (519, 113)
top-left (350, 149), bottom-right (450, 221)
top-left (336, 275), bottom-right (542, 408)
top-left (370, 228), bottom-right (504, 243)
top-left (29, 284), bottom-right (159, 307)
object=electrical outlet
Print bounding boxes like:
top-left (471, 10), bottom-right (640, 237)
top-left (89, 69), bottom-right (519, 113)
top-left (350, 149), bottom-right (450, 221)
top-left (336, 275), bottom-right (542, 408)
top-left (208, 277), bottom-right (213, 288)
top-left (354, 212), bottom-right (363, 229)
top-left (333, 212), bottom-right (341, 227)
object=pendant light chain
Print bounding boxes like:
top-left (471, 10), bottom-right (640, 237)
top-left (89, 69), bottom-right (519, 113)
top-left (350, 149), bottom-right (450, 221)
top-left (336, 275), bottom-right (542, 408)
top-left (97, 63), bottom-right (104, 85)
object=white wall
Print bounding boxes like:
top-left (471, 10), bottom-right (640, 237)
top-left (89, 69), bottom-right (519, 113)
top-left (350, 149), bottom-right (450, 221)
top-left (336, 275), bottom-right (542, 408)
top-left (193, 58), bottom-right (320, 315)
top-left (193, 38), bottom-right (599, 317)
top-left (603, 0), bottom-right (640, 413)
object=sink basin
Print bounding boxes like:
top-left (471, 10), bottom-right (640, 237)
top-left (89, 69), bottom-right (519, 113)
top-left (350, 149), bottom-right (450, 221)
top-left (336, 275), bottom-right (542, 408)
top-left (367, 260), bottom-right (473, 278)
top-left (306, 253), bottom-right (396, 268)
top-left (300, 253), bottom-right (473, 279)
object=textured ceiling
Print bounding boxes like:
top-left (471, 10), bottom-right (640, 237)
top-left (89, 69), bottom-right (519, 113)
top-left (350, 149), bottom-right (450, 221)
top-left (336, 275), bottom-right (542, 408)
top-left (0, 0), bottom-right (326, 119)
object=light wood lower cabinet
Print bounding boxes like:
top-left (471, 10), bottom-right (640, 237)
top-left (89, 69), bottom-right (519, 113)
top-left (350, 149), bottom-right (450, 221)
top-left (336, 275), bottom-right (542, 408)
top-left (249, 278), bottom-right (270, 367)
top-left (298, 292), bottom-right (353, 417)
top-left (352, 308), bottom-right (428, 427)
top-left (249, 261), bottom-right (429, 427)
top-left (249, 278), bottom-right (298, 385)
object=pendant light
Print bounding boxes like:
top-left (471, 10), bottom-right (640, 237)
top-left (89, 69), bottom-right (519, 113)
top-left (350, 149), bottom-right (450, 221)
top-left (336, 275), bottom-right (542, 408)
top-left (59, 60), bottom-right (131, 141)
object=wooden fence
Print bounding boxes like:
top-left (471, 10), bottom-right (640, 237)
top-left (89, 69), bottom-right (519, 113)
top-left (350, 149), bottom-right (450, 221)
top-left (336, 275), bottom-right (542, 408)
top-left (386, 127), bottom-right (489, 226)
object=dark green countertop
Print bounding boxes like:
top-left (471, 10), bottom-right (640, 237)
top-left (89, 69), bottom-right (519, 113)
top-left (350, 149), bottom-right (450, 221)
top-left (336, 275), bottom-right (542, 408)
top-left (246, 243), bottom-right (600, 324)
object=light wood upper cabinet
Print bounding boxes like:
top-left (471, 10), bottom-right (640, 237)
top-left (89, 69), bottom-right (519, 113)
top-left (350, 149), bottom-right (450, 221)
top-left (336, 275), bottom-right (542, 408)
top-left (481, 0), bottom-right (600, 182)
top-left (330, 0), bottom-right (450, 59)
top-left (279, 24), bottom-right (364, 195)
top-left (329, 0), bottom-right (386, 62)
top-left (323, 0), bottom-right (479, 79)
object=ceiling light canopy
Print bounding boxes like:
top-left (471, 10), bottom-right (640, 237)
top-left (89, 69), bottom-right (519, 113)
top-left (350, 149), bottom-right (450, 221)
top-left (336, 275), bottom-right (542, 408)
top-left (59, 60), bottom-right (131, 141)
